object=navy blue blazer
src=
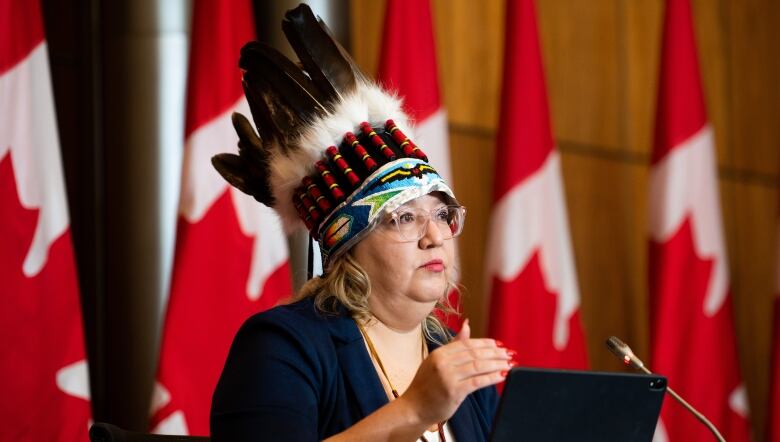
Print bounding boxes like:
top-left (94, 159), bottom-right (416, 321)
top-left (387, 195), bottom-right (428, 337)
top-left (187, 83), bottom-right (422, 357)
top-left (211, 296), bottom-right (498, 441)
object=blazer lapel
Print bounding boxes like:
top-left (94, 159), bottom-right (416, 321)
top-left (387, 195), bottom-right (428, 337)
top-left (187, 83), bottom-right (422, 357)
top-left (428, 339), bottom-right (488, 442)
top-left (327, 313), bottom-right (389, 417)
top-left (325, 313), bottom-right (487, 440)
top-left (448, 395), bottom-right (483, 441)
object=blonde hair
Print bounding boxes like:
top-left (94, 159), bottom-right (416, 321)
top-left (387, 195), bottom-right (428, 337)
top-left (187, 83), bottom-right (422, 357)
top-left (297, 251), bottom-right (460, 344)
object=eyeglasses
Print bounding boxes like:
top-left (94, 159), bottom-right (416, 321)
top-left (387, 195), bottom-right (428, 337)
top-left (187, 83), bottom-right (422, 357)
top-left (382, 205), bottom-right (466, 242)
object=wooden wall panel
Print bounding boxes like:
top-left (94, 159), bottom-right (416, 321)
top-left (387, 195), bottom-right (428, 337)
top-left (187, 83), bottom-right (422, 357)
top-left (691, 0), bottom-right (733, 168)
top-left (432, 0), bottom-right (505, 130)
top-left (350, 0), bottom-right (780, 436)
top-left (722, 179), bottom-right (778, 433)
top-left (726, 0), bottom-right (780, 176)
top-left (350, 0), bottom-right (384, 79)
top-left (625, 0), bottom-right (662, 155)
top-left (559, 149), bottom-right (650, 370)
top-left (448, 129), bottom-right (497, 336)
top-left (537, 0), bottom-right (622, 150)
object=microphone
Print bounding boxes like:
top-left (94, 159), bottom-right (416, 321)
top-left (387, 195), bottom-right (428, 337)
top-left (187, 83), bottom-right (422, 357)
top-left (605, 336), bottom-right (725, 442)
top-left (605, 336), bottom-right (648, 372)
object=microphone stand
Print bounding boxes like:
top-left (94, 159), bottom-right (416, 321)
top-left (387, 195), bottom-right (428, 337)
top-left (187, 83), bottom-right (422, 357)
top-left (605, 336), bottom-right (726, 442)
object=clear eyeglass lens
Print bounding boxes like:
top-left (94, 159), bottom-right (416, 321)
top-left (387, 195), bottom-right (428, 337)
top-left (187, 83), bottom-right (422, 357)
top-left (387, 205), bottom-right (466, 242)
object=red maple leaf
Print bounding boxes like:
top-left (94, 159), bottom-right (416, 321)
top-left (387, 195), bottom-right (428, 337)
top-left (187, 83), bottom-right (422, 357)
top-left (152, 190), bottom-right (291, 435)
top-left (0, 154), bottom-right (90, 440)
top-left (649, 216), bottom-right (749, 441)
top-left (488, 250), bottom-right (588, 369)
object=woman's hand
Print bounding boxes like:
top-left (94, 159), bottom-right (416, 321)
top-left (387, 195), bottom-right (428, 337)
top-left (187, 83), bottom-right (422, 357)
top-left (324, 320), bottom-right (514, 442)
top-left (397, 319), bottom-right (516, 426)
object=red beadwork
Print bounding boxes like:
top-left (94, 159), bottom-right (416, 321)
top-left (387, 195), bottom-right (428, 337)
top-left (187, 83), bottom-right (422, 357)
top-left (302, 176), bottom-right (332, 212)
top-left (387, 122), bottom-right (414, 157)
top-left (360, 122), bottom-right (395, 161)
top-left (385, 120), bottom-right (428, 161)
top-left (299, 191), bottom-right (322, 222)
top-left (345, 132), bottom-right (378, 171)
top-left (315, 161), bottom-right (345, 201)
top-left (326, 145), bottom-right (360, 186)
top-left (344, 132), bottom-right (358, 146)
top-left (292, 194), bottom-right (314, 230)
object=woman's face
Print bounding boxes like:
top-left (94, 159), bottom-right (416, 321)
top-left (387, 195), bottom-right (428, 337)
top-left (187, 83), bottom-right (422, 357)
top-left (352, 193), bottom-right (458, 315)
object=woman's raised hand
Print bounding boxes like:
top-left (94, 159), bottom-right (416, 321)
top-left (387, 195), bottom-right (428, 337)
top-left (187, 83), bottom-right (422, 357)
top-left (398, 319), bottom-right (516, 426)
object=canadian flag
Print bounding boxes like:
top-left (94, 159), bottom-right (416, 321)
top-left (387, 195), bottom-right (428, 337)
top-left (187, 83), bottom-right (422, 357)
top-left (0, 0), bottom-right (92, 440)
top-left (376, 0), bottom-right (462, 330)
top-left (770, 220), bottom-right (780, 441)
top-left (150, 0), bottom-right (292, 435)
top-left (648, 0), bottom-right (750, 440)
top-left (485, 0), bottom-right (588, 369)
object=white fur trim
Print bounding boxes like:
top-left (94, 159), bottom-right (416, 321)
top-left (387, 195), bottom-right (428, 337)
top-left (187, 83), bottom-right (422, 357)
top-left (268, 81), bottom-right (416, 230)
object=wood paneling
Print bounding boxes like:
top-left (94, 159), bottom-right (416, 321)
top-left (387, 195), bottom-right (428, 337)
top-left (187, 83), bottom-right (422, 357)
top-left (722, 178), bottom-right (779, 433)
top-left (537, 0), bottom-right (622, 149)
top-left (691, 0), bottom-right (733, 168)
top-left (350, 0), bottom-right (779, 437)
top-left (350, 0), bottom-right (385, 77)
top-left (448, 128), bottom-right (497, 336)
top-left (625, 0), bottom-right (662, 154)
top-left (432, 0), bottom-right (505, 130)
top-left (558, 147), bottom-right (650, 370)
top-left (726, 0), bottom-right (780, 176)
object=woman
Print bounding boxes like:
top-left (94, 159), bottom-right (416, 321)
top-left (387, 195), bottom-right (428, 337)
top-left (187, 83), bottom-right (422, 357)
top-left (210, 5), bottom-right (516, 441)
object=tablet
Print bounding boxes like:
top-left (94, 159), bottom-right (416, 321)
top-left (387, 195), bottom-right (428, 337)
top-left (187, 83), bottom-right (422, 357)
top-left (490, 368), bottom-right (666, 442)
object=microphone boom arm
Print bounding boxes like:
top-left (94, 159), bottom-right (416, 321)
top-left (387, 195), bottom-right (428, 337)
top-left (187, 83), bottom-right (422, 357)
top-left (605, 336), bottom-right (726, 442)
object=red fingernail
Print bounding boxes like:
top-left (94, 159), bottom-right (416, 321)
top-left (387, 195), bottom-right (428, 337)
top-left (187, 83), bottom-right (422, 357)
top-left (509, 360), bottom-right (519, 367)
top-left (506, 349), bottom-right (517, 358)
top-left (500, 370), bottom-right (509, 377)
top-left (495, 340), bottom-right (506, 348)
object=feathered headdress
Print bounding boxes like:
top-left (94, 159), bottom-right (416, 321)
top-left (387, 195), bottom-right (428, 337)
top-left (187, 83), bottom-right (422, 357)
top-left (212, 4), bottom-right (456, 267)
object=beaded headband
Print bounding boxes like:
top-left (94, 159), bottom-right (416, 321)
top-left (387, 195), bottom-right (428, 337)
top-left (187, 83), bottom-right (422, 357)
top-left (293, 120), bottom-right (455, 263)
top-left (211, 4), bottom-right (457, 267)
